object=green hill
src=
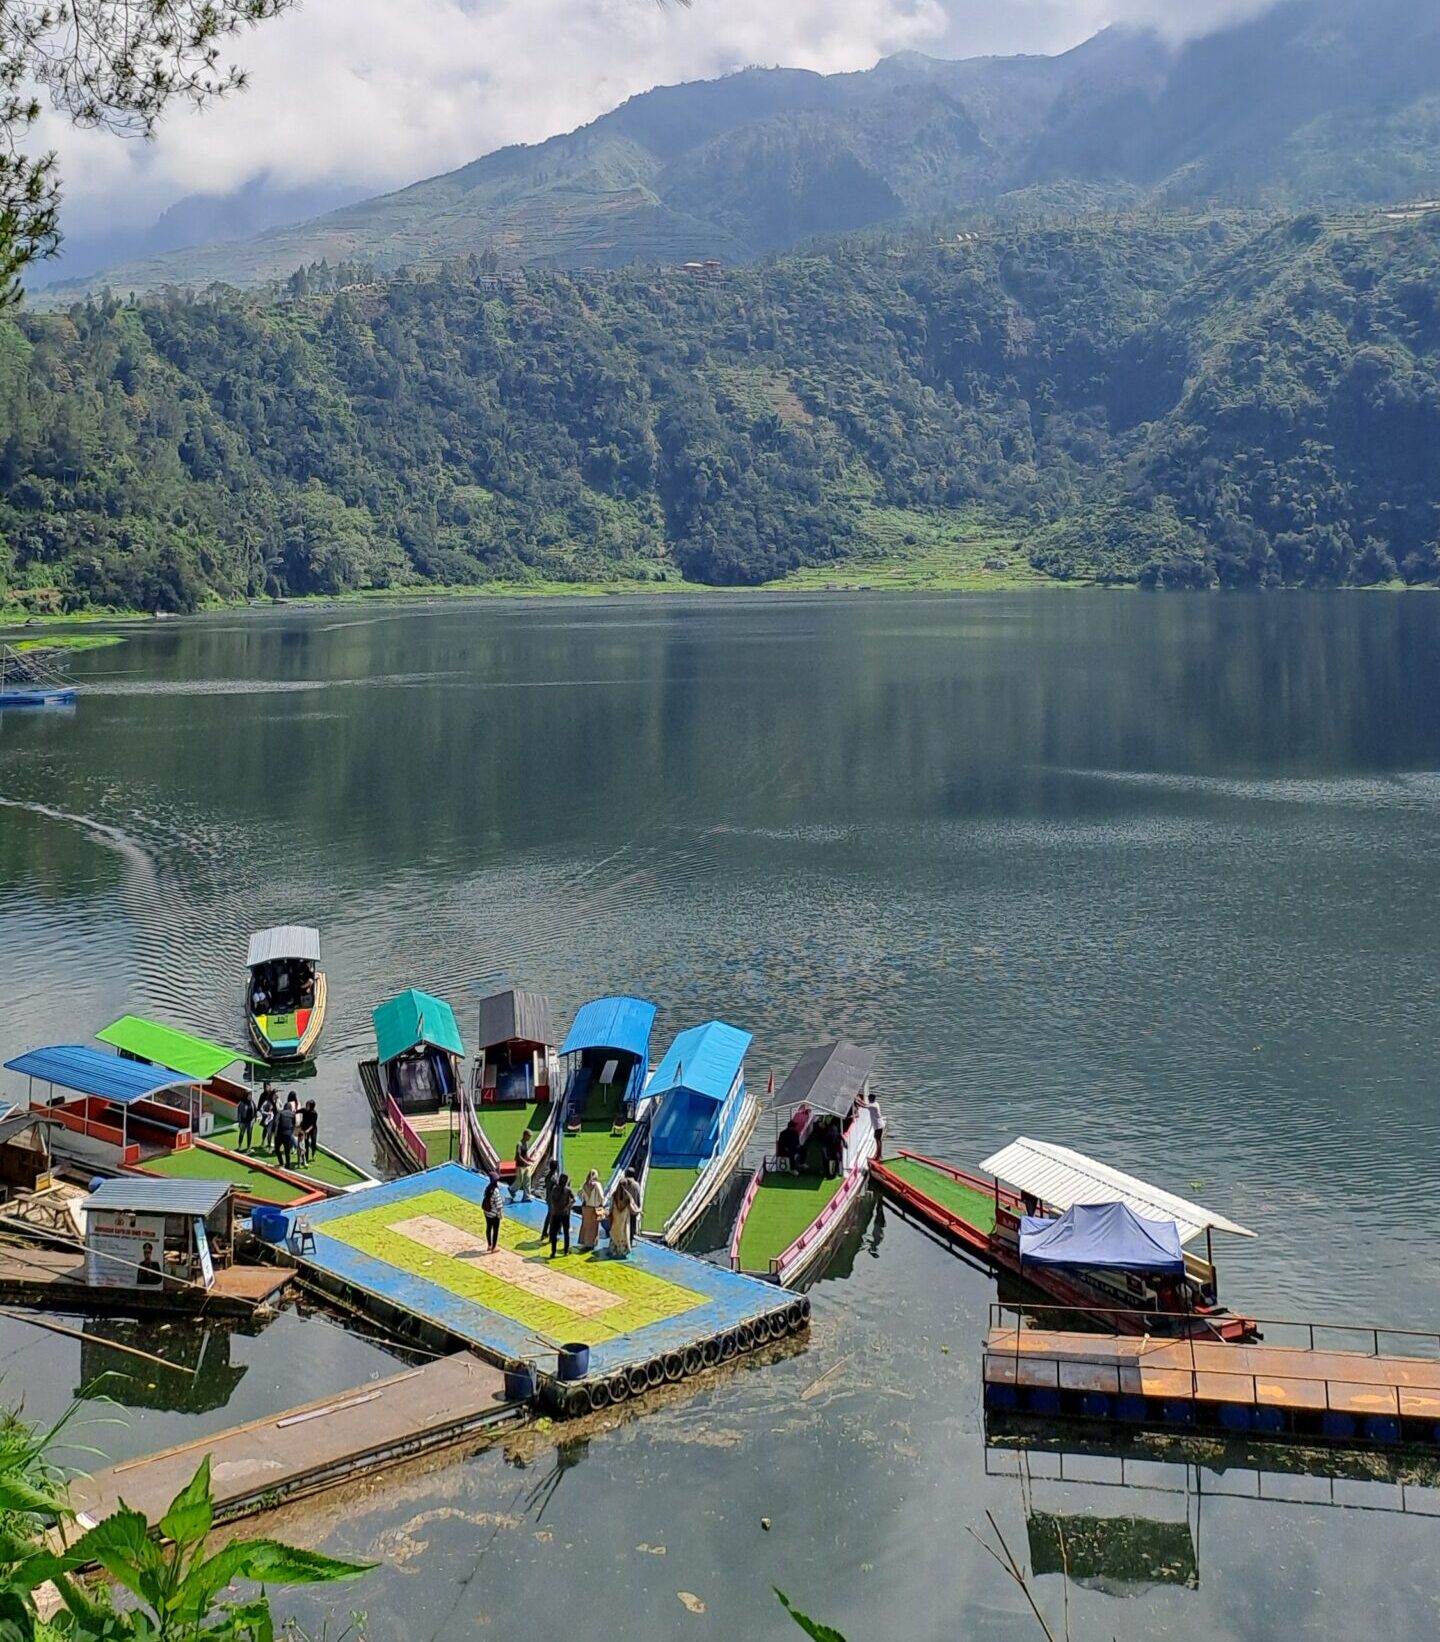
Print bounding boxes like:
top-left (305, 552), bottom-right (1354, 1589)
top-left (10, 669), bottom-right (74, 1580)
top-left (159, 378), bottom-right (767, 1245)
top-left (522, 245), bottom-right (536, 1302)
top-left (3, 207), bottom-right (1438, 612)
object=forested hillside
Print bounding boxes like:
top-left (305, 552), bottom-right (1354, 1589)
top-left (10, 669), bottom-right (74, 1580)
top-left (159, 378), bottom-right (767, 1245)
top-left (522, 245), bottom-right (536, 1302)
top-left (2, 209), bottom-right (1438, 611)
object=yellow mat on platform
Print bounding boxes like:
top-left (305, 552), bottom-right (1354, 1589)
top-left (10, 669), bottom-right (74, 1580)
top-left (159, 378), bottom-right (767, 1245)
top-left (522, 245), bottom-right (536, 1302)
top-left (321, 1189), bottom-right (707, 1345)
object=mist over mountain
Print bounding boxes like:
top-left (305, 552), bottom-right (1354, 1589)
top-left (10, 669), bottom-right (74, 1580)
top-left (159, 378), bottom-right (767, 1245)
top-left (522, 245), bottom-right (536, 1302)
top-left (33, 0), bottom-right (1440, 304)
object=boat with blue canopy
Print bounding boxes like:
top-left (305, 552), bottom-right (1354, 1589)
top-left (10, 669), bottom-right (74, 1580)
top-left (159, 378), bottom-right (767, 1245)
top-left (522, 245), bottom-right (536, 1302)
top-left (555, 995), bottom-right (655, 1190)
top-left (359, 988), bottom-right (467, 1172)
top-left (629, 1020), bottom-right (758, 1245)
top-left (244, 926), bottom-right (326, 1060)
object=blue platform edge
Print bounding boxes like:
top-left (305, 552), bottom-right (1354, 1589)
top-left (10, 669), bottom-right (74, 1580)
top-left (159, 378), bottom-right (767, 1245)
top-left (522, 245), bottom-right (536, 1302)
top-left (295, 1163), bottom-right (788, 1376)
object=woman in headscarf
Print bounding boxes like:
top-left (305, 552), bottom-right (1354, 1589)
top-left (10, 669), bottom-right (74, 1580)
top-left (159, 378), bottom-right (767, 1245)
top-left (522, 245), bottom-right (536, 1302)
top-left (607, 1168), bottom-right (640, 1258)
top-left (578, 1169), bottom-right (605, 1251)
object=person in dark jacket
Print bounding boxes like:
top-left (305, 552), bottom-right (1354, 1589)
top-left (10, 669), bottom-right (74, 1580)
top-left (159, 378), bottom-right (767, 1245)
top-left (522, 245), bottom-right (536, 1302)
top-left (258, 1086), bottom-right (278, 1146)
top-left (235, 1092), bottom-right (256, 1152)
top-left (548, 1172), bottom-right (576, 1258)
top-left (482, 1173), bottom-right (504, 1252)
top-left (299, 1099), bottom-right (318, 1165)
top-left (822, 1115), bottom-right (844, 1179)
top-left (274, 1101), bottom-right (297, 1170)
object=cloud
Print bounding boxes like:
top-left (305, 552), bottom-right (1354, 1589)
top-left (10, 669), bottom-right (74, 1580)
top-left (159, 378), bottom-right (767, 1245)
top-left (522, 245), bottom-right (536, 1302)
top-left (39, 0), bottom-right (1284, 236)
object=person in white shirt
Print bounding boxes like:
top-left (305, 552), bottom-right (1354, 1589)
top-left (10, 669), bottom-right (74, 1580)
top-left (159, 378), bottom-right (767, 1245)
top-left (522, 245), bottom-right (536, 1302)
top-left (865, 1091), bottom-right (885, 1160)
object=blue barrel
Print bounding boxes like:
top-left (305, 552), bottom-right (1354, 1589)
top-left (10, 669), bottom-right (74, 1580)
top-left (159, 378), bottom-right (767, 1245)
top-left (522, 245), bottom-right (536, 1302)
top-left (504, 1363), bottom-right (537, 1402)
top-left (1116, 1396), bottom-right (1148, 1423)
top-left (1078, 1392), bottom-right (1112, 1419)
top-left (1162, 1400), bottom-right (1195, 1426)
top-left (252, 1207), bottom-right (288, 1244)
top-left (1219, 1404), bottom-right (1253, 1432)
top-left (983, 1383), bottom-right (1020, 1412)
top-left (1027, 1387), bottom-right (1061, 1417)
top-left (1321, 1411), bottom-right (1356, 1441)
top-left (1253, 1406), bottom-right (1285, 1435)
top-left (557, 1342), bottom-right (590, 1382)
top-left (1364, 1415), bottom-right (1401, 1445)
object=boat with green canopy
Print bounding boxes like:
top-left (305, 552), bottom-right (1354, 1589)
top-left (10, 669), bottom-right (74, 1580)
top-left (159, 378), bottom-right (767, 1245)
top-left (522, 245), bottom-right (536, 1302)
top-left (359, 988), bottom-right (468, 1172)
top-left (729, 1040), bottom-right (878, 1287)
top-left (94, 1015), bottom-right (376, 1197)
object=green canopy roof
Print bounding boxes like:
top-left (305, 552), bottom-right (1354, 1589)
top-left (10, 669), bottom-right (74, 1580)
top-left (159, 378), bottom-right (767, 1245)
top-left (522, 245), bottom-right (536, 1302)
top-left (373, 989), bottom-right (465, 1066)
top-left (96, 1015), bottom-right (263, 1080)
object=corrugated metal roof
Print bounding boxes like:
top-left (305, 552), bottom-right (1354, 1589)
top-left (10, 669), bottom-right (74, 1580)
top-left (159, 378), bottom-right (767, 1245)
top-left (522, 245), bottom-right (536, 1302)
top-left (96, 1015), bottom-right (262, 1080)
top-left (559, 996), bottom-right (656, 1059)
top-left (246, 926), bottom-right (321, 967)
top-left (3, 1045), bottom-right (191, 1105)
top-left (85, 1176), bottom-right (231, 1217)
top-left (648, 1021), bottom-right (751, 1105)
top-left (775, 1040), bottom-right (876, 1115)
top-left (476, 989), bottom-right (555, 1051)
top-left (372, 989), bottom-right (465, 1065)
top-left (978, 1137), bottom-right (1255, 1246)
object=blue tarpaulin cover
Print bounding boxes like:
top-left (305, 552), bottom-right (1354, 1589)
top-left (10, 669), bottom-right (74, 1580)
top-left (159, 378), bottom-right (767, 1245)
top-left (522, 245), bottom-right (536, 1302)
top-left (1019, 1202), bottom-right (1186, 1274)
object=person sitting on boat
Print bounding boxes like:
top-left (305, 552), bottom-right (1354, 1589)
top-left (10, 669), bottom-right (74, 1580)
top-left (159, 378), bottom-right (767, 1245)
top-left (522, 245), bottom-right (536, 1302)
top-left (776, 1114), bottom-right (803, 1171)
top-left (512, 1131), bottom-right (534, 1203)
top-left (578, 1169), bottom-right (604, 1251)
top-left (482, 1173), bottom-right (505, 1253)
top-left (235, 1091), bottom-right (256, 1153)
top-left (251, 982), bottom-right (269, 1014)
top-left (548, 1172), bottom-right (576, 1258)
top-left (300, 1099), bottom-right (318, 1164)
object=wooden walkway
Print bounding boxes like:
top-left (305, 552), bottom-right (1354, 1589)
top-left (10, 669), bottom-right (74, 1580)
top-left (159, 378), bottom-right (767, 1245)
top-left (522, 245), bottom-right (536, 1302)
top-left (0, 1245), bottom-right (292, 1316)
top-left (69, 1351), bottom-right (522, 1529)
top-left (985, 1326), bottom-right (1440, 1419)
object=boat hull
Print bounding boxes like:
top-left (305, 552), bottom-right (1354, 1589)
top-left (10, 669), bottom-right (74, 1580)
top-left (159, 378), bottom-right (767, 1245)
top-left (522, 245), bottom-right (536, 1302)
top-left (645, 1091), bottom-right (761, 1248)
top-left (0, 687), bottom-right (76, 708)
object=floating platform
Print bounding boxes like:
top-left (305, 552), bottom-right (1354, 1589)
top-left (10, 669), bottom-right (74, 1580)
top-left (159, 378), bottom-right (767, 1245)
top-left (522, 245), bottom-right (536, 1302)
top-left (0, 1243), bottom-right (292, 1317)
top-left (69, 1351), bottom-right (520, 1530)
top-left (290, 1163), bottom-right (808, 1412)
top-left (984, 1321), bottom-right (1440, 1447)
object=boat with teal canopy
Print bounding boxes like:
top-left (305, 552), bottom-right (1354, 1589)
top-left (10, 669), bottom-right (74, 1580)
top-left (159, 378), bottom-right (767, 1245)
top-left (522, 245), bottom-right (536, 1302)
top-left (360, 987), bottom-right (467, 1173)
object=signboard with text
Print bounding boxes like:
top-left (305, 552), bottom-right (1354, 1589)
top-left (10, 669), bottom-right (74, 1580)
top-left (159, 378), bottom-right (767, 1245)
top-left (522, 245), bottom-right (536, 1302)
top-left (85, 1212), bottom-right (169, 1288)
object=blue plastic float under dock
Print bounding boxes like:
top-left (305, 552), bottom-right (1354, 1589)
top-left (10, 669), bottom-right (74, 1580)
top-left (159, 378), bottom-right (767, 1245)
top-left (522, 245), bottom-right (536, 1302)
top-left (292, 1165), bottom-right (805, 1392)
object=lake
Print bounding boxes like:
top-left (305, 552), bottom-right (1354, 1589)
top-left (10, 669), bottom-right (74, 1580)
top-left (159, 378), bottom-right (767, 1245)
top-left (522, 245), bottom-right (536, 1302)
top-left (2, 590), bottom-right (1439, 1639)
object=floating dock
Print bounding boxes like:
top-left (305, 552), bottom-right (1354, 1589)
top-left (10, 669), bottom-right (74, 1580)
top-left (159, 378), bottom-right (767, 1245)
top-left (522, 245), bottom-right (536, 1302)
top-left (69, 1351), bottom-right (520, 1529)
top-left (984, 1316), bottom-right (1440, 1447)
top-left (0, 1243), bottom-right (292, 1316)
top-left (289, 1163), bottom-right (807, 1412)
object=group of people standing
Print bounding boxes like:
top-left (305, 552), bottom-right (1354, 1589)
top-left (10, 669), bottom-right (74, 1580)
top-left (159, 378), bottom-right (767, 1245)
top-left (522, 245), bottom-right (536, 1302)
top-left (478, 1129), bottom-right (645, 1259)
top-left (233, 1082), bottom-right (319, 1172)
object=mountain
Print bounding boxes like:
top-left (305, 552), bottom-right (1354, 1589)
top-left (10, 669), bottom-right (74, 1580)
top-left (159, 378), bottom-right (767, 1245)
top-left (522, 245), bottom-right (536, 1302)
top-left (34, 0), bottom-right (1440, 304)
top-left (3, 206), bottom-right (1437, 612)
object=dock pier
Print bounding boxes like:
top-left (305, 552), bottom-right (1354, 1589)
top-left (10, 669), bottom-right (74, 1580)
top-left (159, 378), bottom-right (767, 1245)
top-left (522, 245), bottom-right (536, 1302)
top-left (984, 1304), bottom-right (1440, 1448)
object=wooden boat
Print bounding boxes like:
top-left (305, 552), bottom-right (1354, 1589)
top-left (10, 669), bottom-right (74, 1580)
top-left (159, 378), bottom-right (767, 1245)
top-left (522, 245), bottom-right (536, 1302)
top-left (3, 1041), bottom-right (347, 1211)
top-left (554, 996), bottom-right (656, 1190)
top-left (872, 1138), bottom-right (1258, 1341)
top-left (0, 644), bottom-right (76, 708)
top-left (359, 988), bottom-right (467, 1173)
top-left (468, 988), bottom-right (560, 1179)
top-left (244, 926), bottom-right (326, 1060)
top-left (729, 1041), bottom-right (877, 1287)
top-left (629, 1021), bottom-right (758, 1246)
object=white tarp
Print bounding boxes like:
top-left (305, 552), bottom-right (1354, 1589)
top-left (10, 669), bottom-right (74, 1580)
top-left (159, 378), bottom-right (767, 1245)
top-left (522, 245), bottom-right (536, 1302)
top-left (978, 1137), bottom-right (1255, 1247)
top-left (247, 926), bottom-right (321, 967)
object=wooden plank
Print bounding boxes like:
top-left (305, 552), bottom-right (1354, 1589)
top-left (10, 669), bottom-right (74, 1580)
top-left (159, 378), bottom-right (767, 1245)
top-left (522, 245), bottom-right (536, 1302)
top-left (68, 1351), bottom-right (520, 1530)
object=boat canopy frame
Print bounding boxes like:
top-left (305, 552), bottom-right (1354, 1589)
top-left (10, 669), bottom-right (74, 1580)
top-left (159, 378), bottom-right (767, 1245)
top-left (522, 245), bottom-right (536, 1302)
top-left (246, 926), bottom-right (321, 968)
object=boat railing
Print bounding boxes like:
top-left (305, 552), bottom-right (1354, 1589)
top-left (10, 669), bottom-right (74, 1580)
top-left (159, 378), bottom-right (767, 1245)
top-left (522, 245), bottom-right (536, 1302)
top-left (988, 1300), bottom-right (1440, 1360)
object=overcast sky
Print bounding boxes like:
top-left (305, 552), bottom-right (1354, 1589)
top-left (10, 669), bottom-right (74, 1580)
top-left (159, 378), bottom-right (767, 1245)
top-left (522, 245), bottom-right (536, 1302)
top-left (44, 0), bottom-right (1277, 235)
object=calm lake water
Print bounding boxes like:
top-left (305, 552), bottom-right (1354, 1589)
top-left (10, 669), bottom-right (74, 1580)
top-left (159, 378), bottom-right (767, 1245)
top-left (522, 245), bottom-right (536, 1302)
top-left (2, 590), bottom-right (1439, 1639)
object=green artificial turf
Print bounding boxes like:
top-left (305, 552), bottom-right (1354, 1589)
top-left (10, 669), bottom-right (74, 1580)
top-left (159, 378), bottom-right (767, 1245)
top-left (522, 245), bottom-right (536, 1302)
top-left (883, 1157), bottom-right (998, 1233)
top-left (642, 1166), bottom-right (698, 1235)
top-left (424, 1127), bottom-right (463, 1166)
top-left (208, 1125), bottom-right (368, 1189)
top-left (140, 1146), bottom-right (310, 1203)
top-left (735, 1171), bottom-right (842, 1274)
top-left (560, 1125), bottom-right (629, 1188)
top-left (477, 1102), bottom-right (549, 1161)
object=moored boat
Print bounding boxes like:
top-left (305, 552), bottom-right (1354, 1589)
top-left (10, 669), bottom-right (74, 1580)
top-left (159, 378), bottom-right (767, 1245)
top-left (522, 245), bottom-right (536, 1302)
top-left (3, 1042), bottom-right (331, 1211)
top-left (359, 988), bottom-right (467, 1173)
top-left (96, 1014), bottom-right (375, 1196)
top-left (633, 1020), bottom-right (757, 1246)
top-left (728, 1040), bottom-right (877, 1287)
top-left (554, 995), bottom-right (656, 1190)
top-left (468, 988), bottom-right (560, 1178)
top-left (0, 644), bottom-right (77, 708)
top-left (244, 926), bottom-right (326, 1060)
top-left (872, 1138), bottom-right (1257, 1340)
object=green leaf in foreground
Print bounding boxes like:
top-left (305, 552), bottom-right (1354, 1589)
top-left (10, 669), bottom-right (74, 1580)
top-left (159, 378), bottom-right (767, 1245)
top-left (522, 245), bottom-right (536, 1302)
top-left (776, 1587), bottom-right (850, 1642)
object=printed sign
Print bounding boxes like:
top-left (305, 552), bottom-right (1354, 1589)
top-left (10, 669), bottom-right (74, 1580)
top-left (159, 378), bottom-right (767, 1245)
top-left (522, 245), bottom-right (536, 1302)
top-left (193, 1217), bottom-right (215, 1289)
top-left (86, 1212), bottom-right (168, 1289)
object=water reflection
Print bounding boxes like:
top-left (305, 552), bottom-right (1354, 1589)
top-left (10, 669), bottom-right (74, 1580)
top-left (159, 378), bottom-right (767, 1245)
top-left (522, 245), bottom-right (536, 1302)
top-left (75, 1318), bottom-right (252, 1413)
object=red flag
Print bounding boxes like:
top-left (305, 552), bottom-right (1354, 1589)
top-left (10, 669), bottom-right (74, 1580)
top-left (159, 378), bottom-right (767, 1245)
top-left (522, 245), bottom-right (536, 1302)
top-left (767, 1069), bottom-right (774, 1096)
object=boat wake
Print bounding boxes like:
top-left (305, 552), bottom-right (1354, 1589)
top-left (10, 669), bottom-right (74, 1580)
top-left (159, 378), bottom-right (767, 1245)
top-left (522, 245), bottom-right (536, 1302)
top-left (0, 793), bottom-right (156, 875)
top-left (1054, 768), bottom-right (1440, 811)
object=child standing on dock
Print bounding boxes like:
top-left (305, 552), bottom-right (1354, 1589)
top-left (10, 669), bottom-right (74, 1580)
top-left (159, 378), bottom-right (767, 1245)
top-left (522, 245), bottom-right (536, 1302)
top-left (483, 1173), bottom-right (504, 1252)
